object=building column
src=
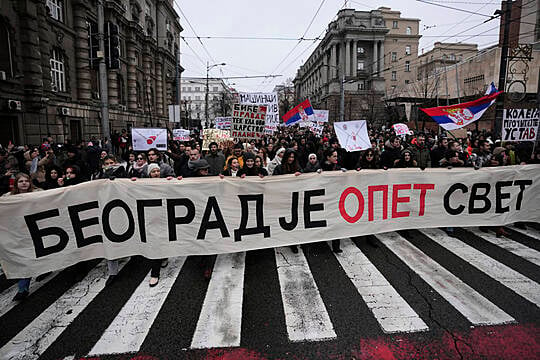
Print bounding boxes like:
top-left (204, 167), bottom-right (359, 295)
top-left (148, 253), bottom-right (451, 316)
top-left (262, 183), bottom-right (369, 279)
top-left (340, 41), bottom-right (346, 77)
top-left (352, 41), bottom-right (357, 77)
top-left (73, 2), bottom-right (92, 102)
top-left (379, 41), bottom-right (385, 72)
top-left (108, 71), bottom-right (118, 106)
top-left (330, 44), bottom-right (337, 79)
top-left (345, 40), bottom-right (351, 77)
top-left (155, 58), bottom-right (164, 116)
top-left (126, 43), bottom-right (137, 110)
top-left (373, 41), bottom-right (378, 75)
top-left (143, 51), bottom-right (154, 114)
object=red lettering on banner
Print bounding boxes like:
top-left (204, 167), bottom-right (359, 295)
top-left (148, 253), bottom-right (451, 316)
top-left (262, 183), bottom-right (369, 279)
top-left (392, 184), bottom-right (411, 218)
top-left (339, 187), bottom-right (365, 223)
top-left (414, 183), bottom-right (435, 216)
top-left (368, 185), bottom-right (388, 221)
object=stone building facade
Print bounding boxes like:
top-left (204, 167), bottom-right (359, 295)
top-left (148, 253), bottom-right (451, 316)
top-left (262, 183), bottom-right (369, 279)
top-left (293, 8), bottom-right (388, 124)
top-left (379, 7), bottom-right (421, 98)
top-left (0, 0), bottom-right (182, 146)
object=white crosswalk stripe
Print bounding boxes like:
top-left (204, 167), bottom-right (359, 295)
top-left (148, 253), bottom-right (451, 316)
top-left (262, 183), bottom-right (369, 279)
top-left (89, 257), bottom-right (186, 356)
top-left (191, 252), bottom-right (246, 349)
top-left (275, 246), bottom-right (337, 342)
top-left (422, 228), bottom-right (540, 307)
top-left (0, 260), bottom-right (127, 360)
top-left (0, 271), bottom-right (59, 318)
top-left (1, 226), bottom-right (539, 356)
top-left (376, 232), bottom-right (515, 325)
top-left (331, 239), bottom-right (428, 333)
top-left (508, 225), bottom-right (540, 242)
top-left (467, 227), bottom-right (540, 267)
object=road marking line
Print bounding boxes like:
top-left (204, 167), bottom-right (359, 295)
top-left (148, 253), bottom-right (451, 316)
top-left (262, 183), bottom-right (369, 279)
top-left (376, 232), bottom-right (514, 325)
top-left (190, 252), bottom-right (246, 349)
top-left (275, 246), bottom-right (336, 342)
top-left (0, 271), bottom-right (59, 318)
top-left (0, 260), bottom-right (127, 360)
top-left (422, 228), bottom-right (540, 307)
top-left (508, 225), bottom-right (540, 242)
top-left (89, 257), bottom-right (186, 356)
top-left (332, 239), bottom-right (428, 333)
top-left (467, 228), bottom-right (540, 267)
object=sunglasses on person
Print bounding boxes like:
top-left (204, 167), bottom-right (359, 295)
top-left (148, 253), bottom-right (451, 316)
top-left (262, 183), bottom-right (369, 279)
top-left (137, 157), bottom-right (144, 160)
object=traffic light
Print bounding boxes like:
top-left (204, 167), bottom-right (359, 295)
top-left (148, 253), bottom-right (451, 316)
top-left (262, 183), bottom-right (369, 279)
top-left (88, 21), bottom-right (99, 69)
top-left (106, 22), bottom-right (120, 69)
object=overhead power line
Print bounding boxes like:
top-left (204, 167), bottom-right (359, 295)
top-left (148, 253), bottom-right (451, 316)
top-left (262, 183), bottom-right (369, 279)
top-left (416, 0), bottom-right (493, 17)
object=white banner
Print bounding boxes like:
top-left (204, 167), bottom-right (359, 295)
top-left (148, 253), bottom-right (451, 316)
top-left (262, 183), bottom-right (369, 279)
top-left (131, 128), bottom-right (168, 151)
top-left (502, 108), bottom-right (539, 142)
top-left (231, 104), bottom-right (266, 141)
top-left (172, 129), bottom-right (191, 142)
top-left (215, 116), bottom-right (232, 130)
top-left (392, 123), bottom-right (411, 136)
top-left (1, 166), bottom-right (539, 278)
top-left (310, 109), bottom-right (329, 123)
top-left (334, 120), bottom-right (370, 152)
top-left (239, 92), bottom-right (279, 131)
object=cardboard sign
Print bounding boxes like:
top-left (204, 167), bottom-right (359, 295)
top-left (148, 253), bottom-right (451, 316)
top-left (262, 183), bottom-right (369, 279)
top-left (392, 123), bottom-right (411, 136)
top-left (502, 108), bottom-right (539, 142)
top-left (131, 128), bottom-right (168, 151)
top-left (231, 103), bottom-right (266, 141)
top-left (202, 128), bottom-right (232, 150)
top-left (215, 117), bottom-right (232, 130)
top-left (334, 121), bottom-right (370, 152)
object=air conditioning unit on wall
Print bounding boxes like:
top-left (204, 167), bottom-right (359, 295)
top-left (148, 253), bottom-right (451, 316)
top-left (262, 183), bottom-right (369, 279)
top-left (8, 100), bottom-right (22, 111)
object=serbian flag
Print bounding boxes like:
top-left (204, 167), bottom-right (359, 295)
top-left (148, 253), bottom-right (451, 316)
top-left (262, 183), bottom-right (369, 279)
top-left (283, 99), bottom-right (314, 126)
top-left (420, 83), bottom-right (502, 130)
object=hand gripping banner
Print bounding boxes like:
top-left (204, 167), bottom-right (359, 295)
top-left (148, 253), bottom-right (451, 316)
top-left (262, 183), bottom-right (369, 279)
top-left (0, 165), bottom-right (539, 278)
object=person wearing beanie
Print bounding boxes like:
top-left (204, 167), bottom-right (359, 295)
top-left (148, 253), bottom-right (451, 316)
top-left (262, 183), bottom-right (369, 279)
top-left (303, 153), bottom-right (321, 173)
top-left (146, 163), bottom-right (161, 177)
top-left (238, 152), bottom-right (266, 177)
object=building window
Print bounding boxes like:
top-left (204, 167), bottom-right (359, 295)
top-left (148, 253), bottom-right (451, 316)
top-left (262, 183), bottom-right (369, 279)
top-left (357, 61), bottom-right (364, 71)
top-left (136, 81), bottom-right (142, 107)
top-left (392, 20), bottom-right (398, 29)
top-left (46, 0), bottom-right (64, 22)
top-left (406, 26), bottom-right (412, 35)
top-left (195, 104), bottom-right (200, 110)
top-left (181, 86), bottom-right (186, 91)
top-left (212, 86), bottom-right (218, 92)
top-left (391, 52), bottom-right (397, 62)
top-left (405, 45), bottom-right (411, 55)
top-left (195, 95), bottom-right (201, 100)
top-left (405, 61), bottom-right (410, 72)
top-left (391, 71), bottom-right (397, 81)
top-left (405, 79), bottom-right (410, 84)
top-left (391, 85), bottom-right (396, 91)
top-left (187, 96), bottom-right (191, 100)
top-left (357, 46), bottom-right (365, 54)
top-left (0, 20), bottom-right (13, 78)
top-left (195, 86), bottom-right (200, 91)
top-left (187, 86), bottom-right (191, 92)
top-left (50, 48), bottom-right (66, 92)
top-left (449, 53), bottom-right (456, 61)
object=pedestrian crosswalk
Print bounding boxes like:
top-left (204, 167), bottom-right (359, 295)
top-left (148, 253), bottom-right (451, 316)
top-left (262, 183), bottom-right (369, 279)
top-left (0, 225), bottom-right (539, 359)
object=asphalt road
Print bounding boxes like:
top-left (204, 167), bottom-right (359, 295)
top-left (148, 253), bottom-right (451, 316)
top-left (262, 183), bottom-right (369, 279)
top-left (0, 224), bottom-right (539, 360)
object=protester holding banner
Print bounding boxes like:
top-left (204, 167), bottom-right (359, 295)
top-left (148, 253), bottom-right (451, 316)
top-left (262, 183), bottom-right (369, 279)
top-left (356, 149), bottom-right (380, 170)
top-left (147, 148), bottom-right (175, 178)
top-left (272, 149), bottom-right (302, 176)
top-left (267, 147), bottom-right (285, 175)
top-left (321, 148), bottom-right (340, 171)
top-left (394, 149), bottom-right (418, 168)
top-left (304, 153), bottom-right (321, 173)
top-left (224, 143), bottom-right (244, 171)
top-left (128, 154), bottom-right (148, 178)
top-left (254, 155), bottom-right (269, 176)
top-left (238, 152), bottom-right (266, 178)
top-left (220, 157), bottom-right (240, 177)
top-left (2, 172), bottom-right (42, 301)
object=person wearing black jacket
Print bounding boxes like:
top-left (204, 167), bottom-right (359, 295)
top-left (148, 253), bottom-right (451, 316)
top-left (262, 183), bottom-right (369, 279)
top-left (42, 166), bottom-right (63, 190)
top-left (380, 136), bottom-right (402, 169)
top-left (238, 152), bottom-right (266, 178)
top-left (321, 148), bottom-right (342, 253)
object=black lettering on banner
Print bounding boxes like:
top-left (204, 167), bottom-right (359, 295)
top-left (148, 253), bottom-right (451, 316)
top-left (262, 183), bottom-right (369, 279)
top-left (234, 194), bottom-right (271, 241)
top-left (443, 183), bottom-right (468, 215)
top-left (495, 181), bottom-right (512, 214)
top-left (24, 209), bottom-right (69, 258)
top-left (514, 179), bottom-right (532, 210)
top-left (279, 191), bottom-right (299, 231)
top-left (68, 201), bottom-right (102, 248)
top-left (137, 199), bottom-right (162, 243)
top-left (102, 199), bottom-right (135, 242)
top-left (167, 198), bottom-right (195, 241)
top-left (304, 189), bottom-right (327, 229)
top-left (197, 196), bottom-right (230, 240)
top-left (468, 183), bottom-right (491, 214)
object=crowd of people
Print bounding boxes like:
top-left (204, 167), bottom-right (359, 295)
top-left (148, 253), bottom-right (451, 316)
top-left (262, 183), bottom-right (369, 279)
top-left (1, 124), bottom-right (538, 300)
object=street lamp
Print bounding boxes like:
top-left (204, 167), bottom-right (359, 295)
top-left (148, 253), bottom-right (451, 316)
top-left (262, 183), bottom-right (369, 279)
top-left (206, 62), bottom-right (226, 128)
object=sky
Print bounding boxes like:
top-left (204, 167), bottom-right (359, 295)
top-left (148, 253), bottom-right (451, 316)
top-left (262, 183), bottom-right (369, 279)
top-left (174, 0), bottom-right (504, 93)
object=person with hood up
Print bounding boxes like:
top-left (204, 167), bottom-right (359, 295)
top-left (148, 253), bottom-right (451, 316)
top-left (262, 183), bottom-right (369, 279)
top-left (303, 153), bottom-right (321, 173)
top-left (380, 136), bottom-right (402, 169)
top-left (42, 166), bottom-right (63, 190)
top-left (58, 165), bottom-right (84, 186)
top-left (394, 149), bottom-right (417, 168)
top-left (238, 152), bottom-right (266, 178)
top-left (267, 147), bottom-right (286, 175)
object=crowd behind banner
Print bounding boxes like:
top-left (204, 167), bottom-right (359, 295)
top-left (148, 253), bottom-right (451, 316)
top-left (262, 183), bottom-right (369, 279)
top-left (0, 123), bottom-right (539, 298)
